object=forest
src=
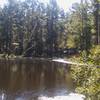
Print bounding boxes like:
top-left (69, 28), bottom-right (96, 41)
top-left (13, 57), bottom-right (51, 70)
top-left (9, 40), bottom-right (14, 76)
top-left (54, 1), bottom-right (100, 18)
top-left (0, 0), bottom-right (99, 58)
top-left (0, 0), bottom-right (100, 100)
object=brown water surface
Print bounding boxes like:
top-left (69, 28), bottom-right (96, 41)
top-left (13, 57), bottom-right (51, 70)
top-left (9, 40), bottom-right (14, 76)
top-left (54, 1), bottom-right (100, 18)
top-left (0, 58), bottom-right (74, 100)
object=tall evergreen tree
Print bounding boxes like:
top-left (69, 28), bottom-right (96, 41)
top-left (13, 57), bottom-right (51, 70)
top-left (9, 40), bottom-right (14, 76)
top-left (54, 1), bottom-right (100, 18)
top-left (47, 0), bottom-right (59, 57)
top-left (93, 0), bottom-right (100, 44)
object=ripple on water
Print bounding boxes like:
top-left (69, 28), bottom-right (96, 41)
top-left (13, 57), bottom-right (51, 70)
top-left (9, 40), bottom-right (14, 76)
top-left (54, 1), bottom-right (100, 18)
top-left (0, 91), bottom-right (85, 100)
top-left (38, 93), bottom-right (85, 100)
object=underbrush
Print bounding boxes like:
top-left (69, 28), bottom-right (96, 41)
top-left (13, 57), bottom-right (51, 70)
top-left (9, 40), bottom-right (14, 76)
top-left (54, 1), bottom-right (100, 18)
top-left (70, 46), bottom-right (100, 100)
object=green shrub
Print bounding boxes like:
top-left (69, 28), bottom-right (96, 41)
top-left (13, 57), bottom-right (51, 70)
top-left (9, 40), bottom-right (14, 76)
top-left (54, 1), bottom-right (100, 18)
top-left (70, 46), bottom-right (100, 100)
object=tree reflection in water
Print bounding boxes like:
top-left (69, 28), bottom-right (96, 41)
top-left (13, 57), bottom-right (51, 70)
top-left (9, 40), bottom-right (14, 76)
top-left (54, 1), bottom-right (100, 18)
top-left (0, 58), bottom-right (78, 100)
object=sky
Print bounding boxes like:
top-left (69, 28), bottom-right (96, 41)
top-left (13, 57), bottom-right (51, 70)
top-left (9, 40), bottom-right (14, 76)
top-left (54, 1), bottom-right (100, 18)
top-left (57, 0), bottom-right (80, 11)
top-left (0, 0), bottom-right (81, 11)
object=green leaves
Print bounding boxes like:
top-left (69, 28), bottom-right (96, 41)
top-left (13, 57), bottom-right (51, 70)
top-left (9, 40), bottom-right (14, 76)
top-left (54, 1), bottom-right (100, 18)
top-left (71, 46), bottom-right (100, 100)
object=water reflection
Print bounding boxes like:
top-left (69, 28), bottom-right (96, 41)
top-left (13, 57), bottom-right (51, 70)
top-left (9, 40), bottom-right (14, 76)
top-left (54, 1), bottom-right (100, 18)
top-left (0, 58), bottom-right (76, 100)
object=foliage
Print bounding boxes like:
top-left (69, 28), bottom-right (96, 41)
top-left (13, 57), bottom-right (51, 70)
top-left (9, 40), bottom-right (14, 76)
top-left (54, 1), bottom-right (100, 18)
top-left (0, 0), bottom-right (98, 57)
top-left (88, 45), bottom-right (100, 65)
top-left (71, 46), bottom-right (100, 100)
top-left (0, 0), bottom-right (99, 99)
top-left (71, 65), bottom-right (100, 100)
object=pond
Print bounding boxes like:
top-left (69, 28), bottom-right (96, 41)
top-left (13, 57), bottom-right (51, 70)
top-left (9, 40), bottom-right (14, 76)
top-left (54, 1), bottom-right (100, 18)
top-left (0, 58), bottom-right (85, 100)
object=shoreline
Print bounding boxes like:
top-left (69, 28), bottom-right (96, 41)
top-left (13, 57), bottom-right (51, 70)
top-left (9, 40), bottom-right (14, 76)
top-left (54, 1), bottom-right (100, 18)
top-left (0, 54), bottom-right (92, 66)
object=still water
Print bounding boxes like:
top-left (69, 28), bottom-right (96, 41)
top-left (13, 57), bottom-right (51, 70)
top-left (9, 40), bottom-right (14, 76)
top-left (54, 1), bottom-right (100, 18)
top-left (0, 58), bottom-right (85, 100)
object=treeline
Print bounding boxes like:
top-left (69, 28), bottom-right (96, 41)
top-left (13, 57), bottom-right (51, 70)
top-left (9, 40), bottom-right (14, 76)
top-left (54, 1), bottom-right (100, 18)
top-left (0, 0), bottom-right (100, 57)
